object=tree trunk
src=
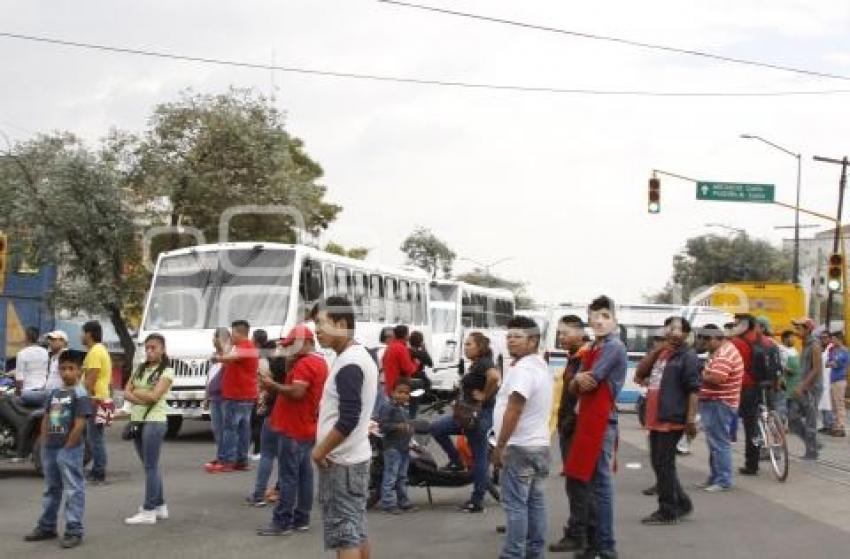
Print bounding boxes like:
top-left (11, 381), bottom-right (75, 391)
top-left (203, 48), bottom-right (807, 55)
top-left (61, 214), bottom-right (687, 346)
top-left (105, 303), bottom-right (136, 386)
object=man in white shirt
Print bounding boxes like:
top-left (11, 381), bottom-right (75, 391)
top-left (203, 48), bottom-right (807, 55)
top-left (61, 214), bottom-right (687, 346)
top-left (492, 316), bottom-right (553, 559)
top-left (15, 327), bottom-right (50, 406)
top-left (45, 331), bottom-right (69, 391)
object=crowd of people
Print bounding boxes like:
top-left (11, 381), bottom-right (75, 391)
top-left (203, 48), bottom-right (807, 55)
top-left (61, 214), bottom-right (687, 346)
top-left (11, 296), bottom-right (849, 558)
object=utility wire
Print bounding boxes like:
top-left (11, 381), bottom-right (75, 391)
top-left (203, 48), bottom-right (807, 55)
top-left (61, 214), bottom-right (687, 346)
top-left (378, 0), bottom-right (850, 83)
top-left (1, 30), bottom-right (850, 97)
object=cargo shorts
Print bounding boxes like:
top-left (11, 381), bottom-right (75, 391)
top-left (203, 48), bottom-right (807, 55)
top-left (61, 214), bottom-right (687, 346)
top-left (319, 460), bottom-right (370, 551)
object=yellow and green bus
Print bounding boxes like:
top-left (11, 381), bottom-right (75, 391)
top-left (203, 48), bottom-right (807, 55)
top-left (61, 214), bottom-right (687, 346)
top-left (689, 282), bottom-right (806, 337)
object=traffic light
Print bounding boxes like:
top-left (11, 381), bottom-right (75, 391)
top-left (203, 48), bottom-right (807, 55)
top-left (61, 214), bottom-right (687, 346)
top-left (827, 253), bottom-right (843, 292)
top-left (0, 232), bottom-right (6, 278)
top-left (648, 177), bottom-right (660, 213)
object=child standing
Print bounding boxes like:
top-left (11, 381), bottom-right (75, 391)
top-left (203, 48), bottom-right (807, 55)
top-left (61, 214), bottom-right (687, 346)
top-left (378, 378), bottom-right (418, 514)
top-left (24, 351), bottom-right (91, 549)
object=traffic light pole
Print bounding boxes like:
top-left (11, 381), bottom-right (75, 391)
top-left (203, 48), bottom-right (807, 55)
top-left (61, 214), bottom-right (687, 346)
top-left (813, 155), bottom-right (849, 330)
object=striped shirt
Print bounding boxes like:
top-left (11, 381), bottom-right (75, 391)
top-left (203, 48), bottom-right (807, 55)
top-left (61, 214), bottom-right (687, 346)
top-left (699, 340), bottom-right (744, 409)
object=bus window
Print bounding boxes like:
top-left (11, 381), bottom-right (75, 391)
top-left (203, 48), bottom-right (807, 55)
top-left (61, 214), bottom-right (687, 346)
top-left (353, 272), bottom-right (368, 321)
top-left (398, 280), bottom-right (411, 324)
top-left (370, 274), bottom-right (385, 322)
top-left (411, 283), bottom-right (422, 325)
top-left (324, 264), bottom-right (336, 297)
top-left (420, 283), bottom-right (429, 325)
top-left (461, 290), bottom-right (474, 328)
top-left (473, 294), bottom-right (485, 328)
top-left (336, 267), bottom-right (351, 297)
top-left (385, 277), bottom-right (398, 323)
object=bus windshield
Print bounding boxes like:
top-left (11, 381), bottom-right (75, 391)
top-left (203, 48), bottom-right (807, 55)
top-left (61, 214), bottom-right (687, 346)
top-left (143, 248), bottom-right (295, 330)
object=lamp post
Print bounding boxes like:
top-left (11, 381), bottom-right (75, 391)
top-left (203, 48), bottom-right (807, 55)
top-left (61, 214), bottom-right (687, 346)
top-left (459, 256), bottom-right (514, 278)
top-left (740, 133), bottom-right (802, 284)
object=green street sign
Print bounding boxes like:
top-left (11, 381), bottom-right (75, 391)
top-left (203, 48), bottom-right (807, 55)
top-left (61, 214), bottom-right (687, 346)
top-left (696, 181), bottom-right (775, 203)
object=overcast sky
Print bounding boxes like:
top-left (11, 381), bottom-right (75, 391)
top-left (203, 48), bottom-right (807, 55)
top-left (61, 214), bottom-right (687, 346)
top-left (3, 0), bottom-right (850, 305)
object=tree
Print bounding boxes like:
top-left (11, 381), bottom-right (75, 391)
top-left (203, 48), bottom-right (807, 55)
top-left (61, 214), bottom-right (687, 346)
top-left (131, 88), bottom-right (341, 247)
top-left (324, 241), bottom-right (369, 260)
top-left (455, 268), bottom-right (536, 309)
top-left (400, 227), bottom-right (456, 279)
top-left (0, 132), bottom-right (146, 373)
top-left (649, 233), bottom-right (792, 302)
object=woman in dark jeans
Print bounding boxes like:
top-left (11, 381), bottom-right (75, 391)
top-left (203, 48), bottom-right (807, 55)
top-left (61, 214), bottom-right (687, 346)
top-left (430, 332), bottom-right (501, 512)
top-left (123, 334), bottom-right (175, 525)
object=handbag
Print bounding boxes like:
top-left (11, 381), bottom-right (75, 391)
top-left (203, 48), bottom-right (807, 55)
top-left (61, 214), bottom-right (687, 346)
top-left (122, 405), bottom-right (153, 440)
top-left (452, 398), bottom-right (482, 431)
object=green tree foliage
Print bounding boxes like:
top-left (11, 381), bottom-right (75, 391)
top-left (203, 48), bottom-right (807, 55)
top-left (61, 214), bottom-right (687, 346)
top-left (0, 132), bottom-right (145, 370)
top-left (132, 88), bottom-right (341, 246)
top-left (400, 227), bottom-right (457, 279)
top-left (455, 268), bottom-right (535, 309)
top-left (648, 233), bottom-right (791, 302)
top-left (324, 241), bottom-right (369, 260)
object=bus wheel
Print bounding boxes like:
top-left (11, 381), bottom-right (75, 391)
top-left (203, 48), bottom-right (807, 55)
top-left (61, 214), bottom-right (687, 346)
top-left (165, 416), bottom-right (183, 439)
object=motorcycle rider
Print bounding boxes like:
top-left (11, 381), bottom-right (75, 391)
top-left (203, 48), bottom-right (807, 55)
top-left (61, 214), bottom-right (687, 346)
top-left (16, 327), bottom-right (50, 407)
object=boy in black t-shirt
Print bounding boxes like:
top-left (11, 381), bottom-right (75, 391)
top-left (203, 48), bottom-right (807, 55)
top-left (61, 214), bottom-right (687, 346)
top-left (24, 351), bottom-right (92, 549)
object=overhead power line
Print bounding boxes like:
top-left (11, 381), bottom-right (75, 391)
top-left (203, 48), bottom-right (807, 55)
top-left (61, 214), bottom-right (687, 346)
top-left (1, 30), bottom-right (850, 97)
top-left (378, 0), bottom-right (850, 83)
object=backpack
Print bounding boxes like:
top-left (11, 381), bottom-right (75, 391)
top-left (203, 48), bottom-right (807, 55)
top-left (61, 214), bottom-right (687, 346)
top-left (748, 336), bottom-right (782, 384)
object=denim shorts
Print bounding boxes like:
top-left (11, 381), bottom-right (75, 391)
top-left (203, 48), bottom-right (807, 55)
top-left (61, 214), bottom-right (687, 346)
top-left (319, 460), bottom-right (370, 551)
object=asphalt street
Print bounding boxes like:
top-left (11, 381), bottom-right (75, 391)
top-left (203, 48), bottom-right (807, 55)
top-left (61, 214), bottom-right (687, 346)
top-left (2, 413), bottom-right (849, 559)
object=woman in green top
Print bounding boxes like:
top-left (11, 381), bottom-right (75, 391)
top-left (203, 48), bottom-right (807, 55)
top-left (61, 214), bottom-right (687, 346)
top-left (122, 333), bottom-right (175, 525)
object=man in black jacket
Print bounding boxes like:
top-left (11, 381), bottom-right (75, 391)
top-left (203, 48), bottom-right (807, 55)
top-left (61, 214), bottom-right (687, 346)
top-left (634, 316), bottom-right (701, 525)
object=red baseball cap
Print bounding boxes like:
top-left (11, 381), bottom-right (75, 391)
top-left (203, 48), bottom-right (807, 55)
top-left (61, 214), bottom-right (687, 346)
top-left (791, 317), bottom-right (817, 331)
top-left (280, 324), bottom-right (315, 347)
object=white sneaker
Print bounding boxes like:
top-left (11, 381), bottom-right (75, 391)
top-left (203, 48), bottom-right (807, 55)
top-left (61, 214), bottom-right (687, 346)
top-left (137, 505), bottom-right (169, 520)
top-left (250, 453), bottom-right (262, 462)
top-left (704, 484), bottom-right (730, 493)
top-left (125, 510), bottom-right (157, 525)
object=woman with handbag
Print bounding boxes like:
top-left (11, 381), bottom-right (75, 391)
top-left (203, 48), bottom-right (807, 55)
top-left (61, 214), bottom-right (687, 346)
top-left (430, 332), bottom-right (501, 512)
top-left (122, 333), bottom-right (175, 525)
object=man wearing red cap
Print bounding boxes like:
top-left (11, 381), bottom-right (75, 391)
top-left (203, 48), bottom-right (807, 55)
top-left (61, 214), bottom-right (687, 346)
top-left (257, 325), bottom-right (329, 536)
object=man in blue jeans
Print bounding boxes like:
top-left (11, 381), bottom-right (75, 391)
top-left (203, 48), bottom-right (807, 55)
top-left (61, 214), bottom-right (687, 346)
top-left (24, 351), bottom-right (91, 549)
top-left (257, 324), bottom-right (328, 535)
top-left (492, 316), bottom-right (553, 559)
top-left (208, 320), bottom-right (259, 473)
top-left (699, 325), bottom-right (744, 491)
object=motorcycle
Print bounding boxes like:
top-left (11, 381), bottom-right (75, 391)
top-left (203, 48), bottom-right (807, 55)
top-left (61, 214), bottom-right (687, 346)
top-left (366, 413), bottom-right (500, 509)
top-left (0, 383), bottom-right (91, 475)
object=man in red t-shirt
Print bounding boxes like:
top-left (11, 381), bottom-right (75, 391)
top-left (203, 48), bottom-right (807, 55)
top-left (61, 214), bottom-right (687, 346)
top-left (207, 320), bottom-right (259, 473)
top-left (257, 324), bottom-right (329, 535)
top-left (381, 325), bottom-right (418, 397)
top-left (730, 313), bottom-right (764, 476)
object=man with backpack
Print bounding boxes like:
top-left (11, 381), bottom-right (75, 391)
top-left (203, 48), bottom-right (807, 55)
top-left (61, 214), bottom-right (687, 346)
top-left (731, 314), bottom-right (782, 476)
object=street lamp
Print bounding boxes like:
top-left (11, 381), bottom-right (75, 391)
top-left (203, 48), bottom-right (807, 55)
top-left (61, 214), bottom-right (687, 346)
top-left (459, 256), bottom-right (514, 276)
top-left (740, 133), bottom-right (803, 284)
top-left (705, 223), bottom-right (745, 235)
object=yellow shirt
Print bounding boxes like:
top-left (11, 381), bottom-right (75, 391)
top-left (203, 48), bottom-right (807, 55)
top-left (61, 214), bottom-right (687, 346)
top-left (83, 343), bottom-right (112, 400)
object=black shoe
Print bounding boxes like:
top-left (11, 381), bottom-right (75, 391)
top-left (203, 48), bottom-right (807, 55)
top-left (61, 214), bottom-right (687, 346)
top-left (496, 525), bottom-right (506, 534)
top-left (641, 511), bottom-right (678, 525)
top-left (641, 485), bottom-right (657, 496)
top-left (818, 427), bottom-right (831, 434)
top-left (256, 525), bottom-right (293, 536)
top-left (60, 534), bottom-right (82, 549)
top-left (458, 501), bottom-right (483, 513)
top-left (548, 530), bottom-right (584, 552)
top-left (738, 467), bottom-right (758, 476)
top-left (24, 528), bottom-right (58, 542)
top-left (439, 463), bottom-right (466, 473)
top-left (86, 473), bottom-right (106, 485)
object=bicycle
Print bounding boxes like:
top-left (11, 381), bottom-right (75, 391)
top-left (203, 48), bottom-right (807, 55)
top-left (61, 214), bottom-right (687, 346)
top-left (753, 385), bottom-right (789, 482)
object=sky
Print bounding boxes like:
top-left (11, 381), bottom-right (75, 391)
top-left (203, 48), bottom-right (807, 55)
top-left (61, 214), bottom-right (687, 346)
top-left (2, 0), bottom-right (850, 306)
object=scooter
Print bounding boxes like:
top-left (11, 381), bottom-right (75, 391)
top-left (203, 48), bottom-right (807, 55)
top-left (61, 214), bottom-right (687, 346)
top-left (366, 413), bottom-right (500, 509)
top-left (0, 383), bottom-right (90, 475)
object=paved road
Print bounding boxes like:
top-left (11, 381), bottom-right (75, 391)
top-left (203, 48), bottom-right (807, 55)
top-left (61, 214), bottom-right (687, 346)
top-left (2, 414), bottom-right (849, 558)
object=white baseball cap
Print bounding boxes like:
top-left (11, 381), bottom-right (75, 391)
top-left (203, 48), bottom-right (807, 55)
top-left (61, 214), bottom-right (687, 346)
top-left (46, 330), bottom-right (69, 342)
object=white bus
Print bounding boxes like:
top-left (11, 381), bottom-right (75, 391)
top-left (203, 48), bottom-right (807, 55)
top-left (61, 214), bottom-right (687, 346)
top-left (137, 242), bottom-right (431, 436)
top-left (542, 302), bottom-right (733, 408)
top-left (428, 280), bottom-right (515, 391)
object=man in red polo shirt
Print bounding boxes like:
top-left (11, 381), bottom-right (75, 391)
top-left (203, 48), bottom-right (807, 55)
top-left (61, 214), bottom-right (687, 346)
top-left (257, 325), bottom-right (329, 536)
top-left (381, 325), bottom-right (418, 398)
top-left (208, 320), bottom-right (259, 473)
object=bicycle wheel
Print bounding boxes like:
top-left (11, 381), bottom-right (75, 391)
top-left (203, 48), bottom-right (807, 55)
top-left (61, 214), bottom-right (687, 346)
top-left (765, 412), bottom-right (789, 482)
